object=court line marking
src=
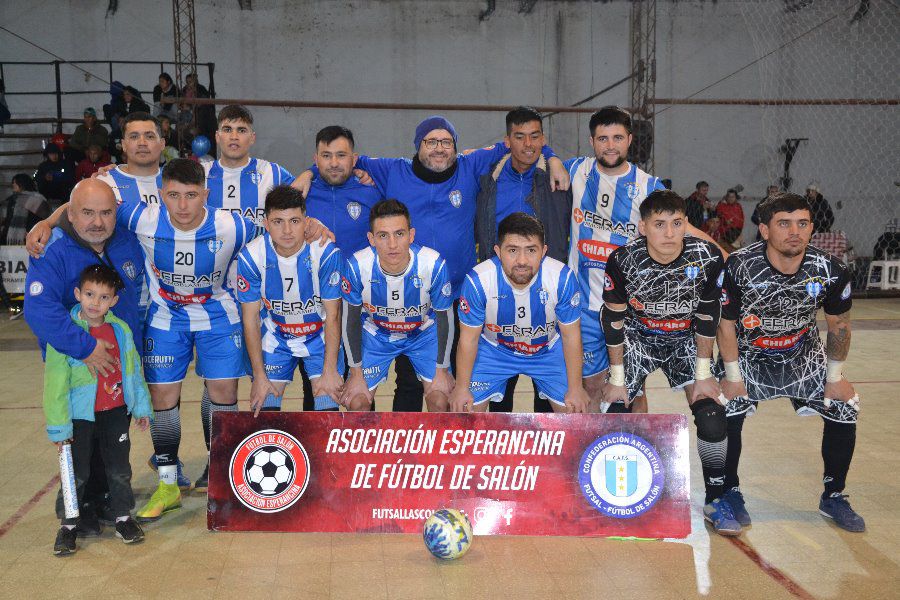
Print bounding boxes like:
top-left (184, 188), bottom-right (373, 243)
top-left (727, 535), bottom-right (816, 600)
top-left (0, 474), bottom-right (59, 539)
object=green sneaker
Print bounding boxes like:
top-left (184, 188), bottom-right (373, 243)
top-left (135, 481), bottom-right (182, 523)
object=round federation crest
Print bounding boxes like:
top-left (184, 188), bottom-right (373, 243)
top-left (346, 201), bottom-right (362, 220)
top-left (229, 429), bottom-right (310, 513)
top-left (449, 190), bottom-right (462, 208)
top-left (578, 432), bottom-right (665, 519)
top-left (122, 261), bottom-right (137, 281)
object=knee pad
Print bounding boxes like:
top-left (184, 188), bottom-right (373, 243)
top-left (604, 401), bottom-right (633, 414)
top-left (691, 398), bottom-right (727, 442)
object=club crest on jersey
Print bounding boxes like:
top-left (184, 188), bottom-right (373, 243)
top-left (207, 238), bottom-right (224, 254)
top-left (346, 201), bottom-right (361, 220)
top-left (29, 281), bottom-right (43, 296)
top-left (122, 261), bottom-right (137, 280)
top-left (624, 183), bottom-right (641, 200)
top-left (250, 170), bottom-right (261, 185)
top-left (231, 330), bottom-right (243, 349)
top-left (441, 282), bottom-right (452, 297)
top-left (538, 289), bottom-right (549, 305)
top-left (411, 276), bottom-right (422, 289)
top-left (328, 271), bottom-right (340, 286)
top-left (570, 292), bottom-right (581, 307)
top-left (449, 190), bottom-right (462, 208)
top-left (685, 265), bottom-right (700, 280)
top-left (840, 283), bottom-right (851, 300)
top-left (806, 280), bottom-right (823, 298)
top-left (304, 255), bottom-right (313, 272)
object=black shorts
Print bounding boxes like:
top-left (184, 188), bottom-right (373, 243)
top-left (624, 332), bottom-right (695, 402)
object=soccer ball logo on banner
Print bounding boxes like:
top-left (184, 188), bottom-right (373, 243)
top-left (229, 429), bottom-right (310, 513)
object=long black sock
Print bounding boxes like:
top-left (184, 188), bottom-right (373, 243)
top-left (605, 402), bottom-right (633, 414)
top-left (150, 404), bottom-right (181, 468)
top-left (208, 400), bottom-right (238, 449)
top-left (724, 414), bottom-right (745, 490)
top-left (822, 418), bottom-right (856, 496)
top-left (201, 386), bottom-right (211, 450)
top-left (691, 399), bottom-right (727, 504)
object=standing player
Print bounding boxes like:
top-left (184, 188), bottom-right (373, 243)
top-left (600, 190), bottom-right (738, 535)
top-left (717, 193), bottom-right (864, 532)
top-left (449, 213), bottom-right (588, 414)
top-left (97, 112), bottom-right (164, 206)
top-left (237, 185), bottom-right (344, 414)
top-left (339, 200), bottom-right (454, 412)
top-left (566, 106), bottom-right (715, 412)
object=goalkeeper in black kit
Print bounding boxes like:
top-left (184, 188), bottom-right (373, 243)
top-left (716, 193), bottom-right (864, 533)
top-left (600, 190), bottom-right (740, 536)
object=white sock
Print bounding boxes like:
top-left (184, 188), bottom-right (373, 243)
top-left (62, 524), bottom-right (76, 530)
top-left (159, 465), bottom-right (177, 485)
top-left (116, 516), bottom-right (130, 523)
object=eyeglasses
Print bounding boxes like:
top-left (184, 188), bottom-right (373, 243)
top-left (422, 138), bottom-right (454, 150)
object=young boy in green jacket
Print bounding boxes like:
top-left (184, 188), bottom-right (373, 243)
top-left (44, 264), bottom-right (152, 555)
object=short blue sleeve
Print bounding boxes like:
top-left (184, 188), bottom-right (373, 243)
top-left (275, 163), bottom-right (295, 186)
top-left (457, 272), bottom-right (486, 328)
top-left (341, 256), bottom-right (364, 306)
top-left (236, 248), bottom-right (262, 304)
top-left (318, 244), bottom-right (343, 301)
top-left (554, 268), bottom-right (581, 325)
top-left (428, 258), bottom-right (453, 312)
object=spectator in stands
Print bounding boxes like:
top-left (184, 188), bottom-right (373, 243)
top-left (103, 81), bottom-right (126, 134)
top-left (69, 108), bottom-right (109, 161)
top-left (75, 145), bottom-right (112, 181)
top-left (716, 188), bottom-right (744, 240)
top-left (751, 184), bottom-right (780, 241)
top-left (159, 114), bottom-right (180, 161)
top-left (1, 174), bottom-right (50, 245)
top-left (805, 183), bottom-right (835, 233)
top-left (112, 86), bottom-right (151, 118)
top-left (685, 180), bottom-right (714, 228)
top-left (153, 73), bottom-right (178, 117)
top-left (180, 73), bottom-right (216, 149)
top-left (702, 215), bottom-right (722, 241)
top-left (35, 144), bottom-right (76, 207)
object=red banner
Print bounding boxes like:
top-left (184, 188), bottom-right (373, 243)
top-left (208, 412), bottom-right (691, 538)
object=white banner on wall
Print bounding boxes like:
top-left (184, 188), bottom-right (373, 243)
top-left (0, 246), bottom-right (29, 294)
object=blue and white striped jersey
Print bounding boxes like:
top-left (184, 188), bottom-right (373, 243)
top-left (204, 158), bottom-right (295, 226)
top-left (98, 166), bottom-right (163, 205)
top-left (116, 197), bottom-right (256, 331)
top-left (458, 256), bottom-right (581, 356)
top-left (342, 244), bottom-right (452, 340)
top-left (237, 233), bottom-right (343, 355)
top-left (565, 159), bottom-right (664, 313)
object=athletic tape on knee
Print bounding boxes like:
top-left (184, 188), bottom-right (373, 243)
top-left (691, 397), bottom-right (727, 442)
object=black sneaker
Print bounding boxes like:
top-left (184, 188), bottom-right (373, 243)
top-left (193, 464), bottom-right (209, 493)
top-left (115, 518), bottom-right (145, 544)
top-left (74, 514), bottom-right (102, 538)
top-left (53, 527), bottom-right (77, 556)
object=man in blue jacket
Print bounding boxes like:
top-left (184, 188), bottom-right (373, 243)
top-left (24, 179), bottom-right (145, 536)
top-left (296, 116), bottom-right (569, 411)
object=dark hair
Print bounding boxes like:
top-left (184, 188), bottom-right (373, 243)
top-left (79, 263), bottom-right (123, 292)
top-left (12, 173), bottom-right (36, 192)
top-left (696, 180), bottom-right (709, 190)
top-left (725, 188), bottom-right (741, 200)
top-left (369, 199), bottom-right (410, 231)
top-left (756, 192), bottom-right (811, 225)
top-left (315, 125), bottom-right (355, 148)
top-left (639, 189), bottom-right (686, 219)
top-left (505, 106), bottom-right (543, 134)
top-left (121, 112), bottom-right (162, 137)
top-left (162, 158), bottom-right (206, 186)
top-left (497, 212), bottom-right (545, 246)
top-left (158, 72), bottom-right (174, 86)
top-left (264, 184), bottom-right (305, 215)
top-left (588, 105), bottom-right (632, 136)
top-left (217, 104), bottom-right (253, 127)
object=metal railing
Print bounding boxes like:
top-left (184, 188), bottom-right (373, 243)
top-left (0, 60), bottom-right (215, 132)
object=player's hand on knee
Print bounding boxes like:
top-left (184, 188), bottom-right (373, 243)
top-left (824, 378), bottom-right (856, 404)
top-left (313, 367), bottom-right (344, 403)
top-left (353, 169), bottom-right (374, 186)
top-left (448, 388), bottom-right (474, 413)
top-left (691, 377), bottom-right (722, 404)
top-left (605, 384), bottom-right (630, 407)
top-left (340, 372), bottom-right (369, 409)
top-left (564, 387), bottom-right (589, 413)
top-left (720, 379), bottom-right (748, 402)
top-left (429, 368), bottom-right (454, 397)
top-left (249, 376), bottom-right (277, 417)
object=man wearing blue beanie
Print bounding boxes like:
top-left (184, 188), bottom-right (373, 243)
top-left (295, 115), bottom-right (569, 412)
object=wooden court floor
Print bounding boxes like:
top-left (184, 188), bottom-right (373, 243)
top-left (0, 299), bottom-right (897, 599)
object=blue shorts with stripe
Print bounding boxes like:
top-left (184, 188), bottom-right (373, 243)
top-left (362, 327), bottom-right (438, 390)
top-left (142, 322), bottom-right (249, 384)
top-left (263, 334), bottom-right (346, 383)
top-left (580, 308), bottom-right (610, 377)
top-left (469, 338), bottom-right (568, 406)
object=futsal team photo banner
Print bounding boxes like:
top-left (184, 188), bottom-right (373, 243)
top-left (207, 412), bottom-right (691, 538)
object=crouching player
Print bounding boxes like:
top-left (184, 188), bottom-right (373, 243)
top-left (600, 190), bottom-right (737, 534)
top-left (717, 193), bottom-right (864, 532)
top-left (340, 199), bottom-right (454, 412)
top-left (449, 212), bottom-right (588, 413)
top-left (45, 265), bottom-right (152, 555)
top-left (237, 185), bottom-right (344, 414)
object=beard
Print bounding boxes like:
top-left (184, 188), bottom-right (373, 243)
top-left (321, 169), bottom-right (351, 186)
top-left (421, 151), bottom-right (456, 173)
top-left (507, 267), bottom-right (535, 286)
top-left (598, 154), bottom-right (626, 169)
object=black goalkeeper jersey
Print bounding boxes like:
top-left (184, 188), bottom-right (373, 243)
top-left (603, 236), bottom-right (724, 338)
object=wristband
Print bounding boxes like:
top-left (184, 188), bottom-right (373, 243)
top-left (723, 361), bottom-right (742, 382)
top-left (694, 358), bottom-right (712, 381)
top-left (608, 364), bottom-right (626, 387)
top-left (826, 360), bottom-right (844, 383)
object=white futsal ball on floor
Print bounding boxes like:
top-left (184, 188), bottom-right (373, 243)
top-left (423, 508), bottom-right (473, 560)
